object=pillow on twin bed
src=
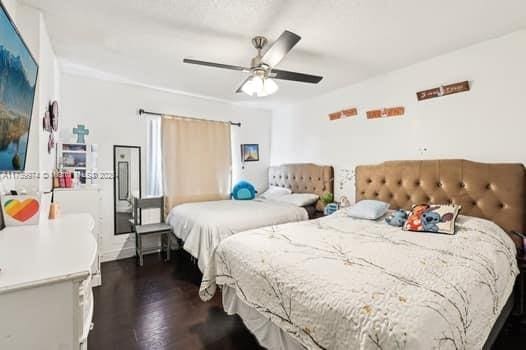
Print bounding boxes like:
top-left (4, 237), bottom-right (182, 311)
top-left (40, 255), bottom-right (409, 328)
top-left (273, 193), bottom-right (319, 207)
top-left (403, 204), bottom-right (461, 235)
top-left (231, 181), bottom-right (257, 200)
top-left (346, 200), bottom-right (390, 220)
top-left (259, 186), bottom-right (292, 200)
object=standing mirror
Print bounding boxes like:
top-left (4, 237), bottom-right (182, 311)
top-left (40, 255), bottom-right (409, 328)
top-left (113, 145), bottom-right (141, 235)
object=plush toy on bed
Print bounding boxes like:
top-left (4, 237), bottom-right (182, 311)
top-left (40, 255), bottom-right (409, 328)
top-left (231, 181), bottom-right (257, 200)
top-left (385, 209), bottom-right (409, 227)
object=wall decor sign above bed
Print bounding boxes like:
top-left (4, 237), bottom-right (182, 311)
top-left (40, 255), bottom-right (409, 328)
top-left (416, 80), bottom-right (470, 101)
top-left (328, 108), bottom-right (358, 121)
top-left (366, 106), bottom-right (405, 119)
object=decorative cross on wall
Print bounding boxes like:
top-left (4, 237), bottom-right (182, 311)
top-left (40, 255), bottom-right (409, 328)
top-left (73, 124), bottom-right (90, 144)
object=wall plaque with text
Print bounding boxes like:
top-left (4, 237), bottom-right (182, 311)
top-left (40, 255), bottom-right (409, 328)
top-left (417, 81), bottom-right (470, 101)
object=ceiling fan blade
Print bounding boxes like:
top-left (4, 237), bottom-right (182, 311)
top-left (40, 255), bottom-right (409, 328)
top-left (183, 58), bottom-right (249, 72)
top-left (235, 76), bottom-right (251, 94)
top-left (261, 30), bottom-right (301, 67)
top-left (270, 69), bottom-right (323, 84)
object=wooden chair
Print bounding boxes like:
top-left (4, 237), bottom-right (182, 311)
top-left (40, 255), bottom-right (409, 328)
top-left (133, 197), bottom-right (172, 266)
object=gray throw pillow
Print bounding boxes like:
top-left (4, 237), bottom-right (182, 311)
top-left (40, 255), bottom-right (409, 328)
top-left (346, 200), bottom-right (390, 220)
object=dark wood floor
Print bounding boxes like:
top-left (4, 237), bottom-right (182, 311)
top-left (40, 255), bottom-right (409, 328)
top-left (88, 252), bottom-right (262, 349)
top-left (89, 251), bottom-right (525, 350)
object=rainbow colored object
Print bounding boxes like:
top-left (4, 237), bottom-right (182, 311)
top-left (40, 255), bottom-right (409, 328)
top-left (3, 198), bottom-right (40, 222)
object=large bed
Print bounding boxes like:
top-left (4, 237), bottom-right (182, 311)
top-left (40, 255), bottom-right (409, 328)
top-left (200, 159), bottom-right (525, 350)
top-left (167, 163), bottom-right (333, 272)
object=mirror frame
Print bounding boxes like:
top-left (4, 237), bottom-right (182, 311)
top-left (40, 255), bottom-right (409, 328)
top-left (113, 145), bottom-right (142, 235)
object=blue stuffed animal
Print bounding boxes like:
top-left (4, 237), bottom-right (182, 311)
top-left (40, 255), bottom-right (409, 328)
top-left (385, 209), bottom-right (409, 227)
top-left (231, 181), bottom-right (257, 200)
top-left (421, 208), bottom-right (454, 232)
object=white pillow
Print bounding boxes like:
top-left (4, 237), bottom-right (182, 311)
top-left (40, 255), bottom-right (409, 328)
top-left (259, 186), bottom-right (292, 199)
top-left (346, 200), bottom-right (390, 220)
top-left (274, 193), bottom-right (319, 207)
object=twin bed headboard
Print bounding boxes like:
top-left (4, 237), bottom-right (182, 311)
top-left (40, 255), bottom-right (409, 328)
top-left (356, 159), bottom-right (525, 233)
top-left (268, 163), bottom-right (334, 211)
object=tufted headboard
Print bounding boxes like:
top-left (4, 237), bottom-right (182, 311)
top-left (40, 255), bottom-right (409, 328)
top-left (355, 159), bottom-right (525, 233)
top-left (268, 163), bottom-right (334, 211)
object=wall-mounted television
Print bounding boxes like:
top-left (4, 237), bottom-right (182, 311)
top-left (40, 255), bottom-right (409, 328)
top-left (0, 2), bottom-right (38, 171)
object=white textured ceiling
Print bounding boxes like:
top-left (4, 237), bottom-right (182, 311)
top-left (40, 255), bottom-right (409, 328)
top-left (21, 0), bottom-right (526, 108)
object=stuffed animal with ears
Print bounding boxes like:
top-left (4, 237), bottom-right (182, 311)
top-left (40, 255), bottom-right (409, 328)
top-left (405, 204), bottom-right (454, 232)
top-left (385, 209), bottom-right (409, 227)
top-left (231, 181), bottom-right (257, 200)
top-left (421, 208), bottom-right (455, 232)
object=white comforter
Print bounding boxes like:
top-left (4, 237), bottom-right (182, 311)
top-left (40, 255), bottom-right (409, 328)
top-left (167, 199), bottom-right (308, 272)
top-left (200, 211), bottom-right (518, 350)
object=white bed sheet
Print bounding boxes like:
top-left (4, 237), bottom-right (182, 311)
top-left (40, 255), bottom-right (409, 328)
top-left (167, 199), bottom-right (308, 272)
top-left (201, 211), bottom-right (518, 350)
top-left (222, 285), bottom-right (305, 350)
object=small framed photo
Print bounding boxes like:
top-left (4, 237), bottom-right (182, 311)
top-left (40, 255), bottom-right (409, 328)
top-left (241, 144), bottom-right (259, 162)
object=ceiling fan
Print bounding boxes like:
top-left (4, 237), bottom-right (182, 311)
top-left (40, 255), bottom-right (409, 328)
top-left (183, 30), bottom-right (323, 97)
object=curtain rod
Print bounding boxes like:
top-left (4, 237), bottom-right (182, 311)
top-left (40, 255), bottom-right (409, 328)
top-left (138, 108), bottom-right (241, 127)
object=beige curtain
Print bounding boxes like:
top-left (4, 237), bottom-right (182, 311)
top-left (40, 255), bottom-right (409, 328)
top-left (162, 116), bottom-right (232, 211)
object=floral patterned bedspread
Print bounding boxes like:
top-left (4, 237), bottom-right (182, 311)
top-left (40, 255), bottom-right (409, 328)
top-left (200, 211), bottom-right (518, 350)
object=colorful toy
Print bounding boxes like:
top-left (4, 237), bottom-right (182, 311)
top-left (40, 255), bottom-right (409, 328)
top-left (404, 204), bottom-right (430, 231)
top-left (324, 202), bottom-right (339, 216)
top-left (421, 209), bottom-right (455, 232)
top-left (405, 204), bottom-right (455, 232)
top-left (231, 181), bottom-right (257, 200)
top-left (385, 209), bottom-right (408, 227)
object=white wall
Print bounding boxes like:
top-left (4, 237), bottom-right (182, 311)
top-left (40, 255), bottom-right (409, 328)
top-left (60, 73), bottom-right (272, 260)
top-left (0, 1), bottom-right (60, 193)
top-left (2, 0), bottom-right (17, 20)
top-left (271, 30), bottom-right (526, 201)
top-left (37, 12), bottom-right (61, 191)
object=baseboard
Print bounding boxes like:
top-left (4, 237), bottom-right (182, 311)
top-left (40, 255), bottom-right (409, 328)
top-left (101, 236), bottom-right (180, 263)
top-left (101, 245), bottom-right (160, 262)
top-left (91, 273), bottom-right (102, 287)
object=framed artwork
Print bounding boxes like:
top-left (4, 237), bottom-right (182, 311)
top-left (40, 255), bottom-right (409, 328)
top-left (0, 2), bottom-right (39, 171)
top-left (241, 144), bottom-right (259, 162)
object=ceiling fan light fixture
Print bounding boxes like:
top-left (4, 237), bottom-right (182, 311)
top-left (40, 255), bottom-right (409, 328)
top-left (241, 75), bottom-right (262, 96)
top-left (183, 30), bottom-right (323, 96)
top-left (262, 78), bottom-right (278, 96)
top-left (241, 75), bottom-right (278, 97)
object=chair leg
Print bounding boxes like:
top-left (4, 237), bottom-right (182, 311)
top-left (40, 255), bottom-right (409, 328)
top-left (161, 234), bottom-right (166, 259)
top-left (138, 234), bottom-right (143, 267)
top-left (166, 233), bottom-right (171, 262)
top-left (135, 231), bottom-right (139, 260)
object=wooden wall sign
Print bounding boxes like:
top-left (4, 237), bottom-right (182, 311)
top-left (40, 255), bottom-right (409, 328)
top-left (328, 107), bottom-right (358, 121)
top-left (417, 81), bottom-right (470, 101)
top-left (342, 108), bottom-right (358, 117)
top-left (366, 106), bottom-right (405, 119)
top-left (329, 112), bottom-right (342, 120)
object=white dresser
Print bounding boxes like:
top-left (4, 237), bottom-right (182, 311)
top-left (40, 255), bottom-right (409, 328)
top-left (53, 187), bottom-right (103, 286)
top-left (0, 214), bottom-right (97, 350)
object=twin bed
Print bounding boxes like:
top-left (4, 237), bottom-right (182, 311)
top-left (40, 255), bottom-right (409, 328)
top-left (197, 159), bottom-right (525, 350)
top-left (167, 163), bottom-right (334, 272)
